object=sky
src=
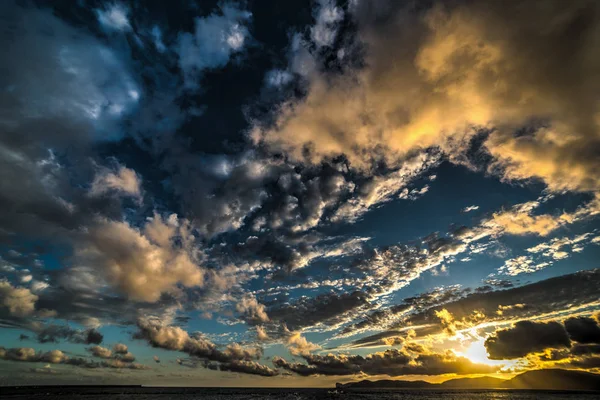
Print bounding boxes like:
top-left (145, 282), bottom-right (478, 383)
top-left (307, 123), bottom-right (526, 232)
top-left (0, 0), bottom-right (600, 388)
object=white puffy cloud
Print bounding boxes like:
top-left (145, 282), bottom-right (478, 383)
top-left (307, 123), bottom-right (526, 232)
top-left (0, 281), bottom-right (38, 317)
top-left (113, 343), bottom-right (128, 354)
top-left (256, 326), bottom-right (269, 341)
top-left (287, 332), bottom-right (321, 356)
top-left (236, 296), bottom-right (269, 324)
top-left (88, 345), bottom-right (112, 359)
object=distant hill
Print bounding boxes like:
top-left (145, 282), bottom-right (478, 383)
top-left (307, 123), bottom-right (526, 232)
top-left (337, 369), bottom-right (600, 391)
top-left (336, 379), bottom-right (434, 389)
top-left (500, 369), bottom-right (600, 391)
top-left (440, 376), bottom-right (506, 389)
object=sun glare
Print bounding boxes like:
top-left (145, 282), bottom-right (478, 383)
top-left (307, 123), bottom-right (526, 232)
top-left (462, 338), bottom-right (510, 367)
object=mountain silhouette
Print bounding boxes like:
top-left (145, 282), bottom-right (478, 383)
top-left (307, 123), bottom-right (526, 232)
top-left (336, 369), bottom-right (600, 391)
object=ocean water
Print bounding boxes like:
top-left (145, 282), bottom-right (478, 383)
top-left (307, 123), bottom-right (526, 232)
top-left (3, 387), bottom-right (600, 399)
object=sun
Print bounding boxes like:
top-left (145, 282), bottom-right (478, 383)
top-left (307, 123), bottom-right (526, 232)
top-left (461, 338), bottom-right (509, 367)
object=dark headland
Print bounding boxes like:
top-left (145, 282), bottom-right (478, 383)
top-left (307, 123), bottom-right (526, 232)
top-left (336, 369), bottom-right (600, 391)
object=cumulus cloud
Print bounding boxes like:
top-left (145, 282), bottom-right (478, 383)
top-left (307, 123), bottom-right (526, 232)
top-left (565, 316), bottom-right (600, 344)
top-left (89, 165), bottom-right (142, 200)
top-left (256, 326), bottom-right (269, 341)
top-left (177, 3), bottom-right (251, 88)
top-left (252, 0), bottom-right (600, 197)
top-left (236, 296), bottom-right (269, 324)
top-left (0, 346), bottom-right (147, 370)
top-left (88, 345), bottom-right (112, 359)
top-left (286, 332), bottom-right (321, 356)
top-left (86, 343), bottom-right (137, 364)
top-left (75, 214), bottom-right (204, 302)
top-left (0, 281), bottom-right (37, 317)
top-left (112, 343), bottom-right (128, 354)
top-left (135, 318), bottom-right (277, 376)
top-left (485, 321), bottom-right (571, 359)
top-left (482, 314), bottom-right (600, 370)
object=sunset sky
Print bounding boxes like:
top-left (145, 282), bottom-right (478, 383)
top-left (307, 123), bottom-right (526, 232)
top-left (1, 0), bottom-right (600, 387)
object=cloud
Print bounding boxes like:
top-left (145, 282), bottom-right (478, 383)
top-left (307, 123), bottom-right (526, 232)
top-left (89, 165), bottom-right (142, 200)
top-left (498, 232), bottom-right (597, 276)
top-left (1, 2), bottom-right (140, 144)
top-left (252, 0), bottom-right (600, 197)
top-left (286, 332), bottom-right (321, 356)
top-left (75, 214), bottom-right (204, 302)
top-left (268, 291), bottom-right (370, 331)
top-left (310, 0), bottom-right (344, 48)
top-left (256, 326), bottom-right (269, 341)
top-left (497, 256), bottom-right (550, 276)
top-left (151, 26), bottom-right (166, 52)
top-left (462, 205), bottom-right (479, 213)
top-left (485, 321), bottom-right (571, 359)
top-left (88, 345), bottom-right (112, 359)
top-left (177, 3), bottom-right (252, 88)
top-left (95, 3), bottom-right (131, 31)
top-left (565, 316), bottom-right (600, 344)
top-left (236, 296), bottom-right (269, 324)
top-left (36, 325), bottom-right (103, 345)
top-left (274, 346), bottom-right (496, 377)
top-left (0, 281), bottom-right (37, 317)
top-left (350, 269), bottom-right (600, 339)
top-left (135, 318), bottom-right (277, 376)
top-left (0, 346), bottom-right (148, 370)
top-left (0, 347), bottom-right (68, 363)
top-left (113, 343), bottom-right (128, 354)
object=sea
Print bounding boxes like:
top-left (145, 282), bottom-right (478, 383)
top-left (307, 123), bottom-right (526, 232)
top-left (2, 387), bottom-right (600, 399)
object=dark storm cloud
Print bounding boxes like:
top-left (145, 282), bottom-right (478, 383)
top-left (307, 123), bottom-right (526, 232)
top-left (571, 344), bottom-right (600, 356)
top-left (273, 347), bottom-right (496, 377)
top-left (36, 325), bottom-right (103, 345)
top-left (565, 315), bottom-right (600, 344)
top-left (485, 321), bottom-right (571, 359)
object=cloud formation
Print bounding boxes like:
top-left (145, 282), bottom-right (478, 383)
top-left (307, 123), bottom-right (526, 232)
top-left (75, 214), bottom-right (204, 302)
top-left (252, 0), bottom-right (600, 196)
top-left (274, 346), bottom-right (496, 377)
top-left (177, 3), bottom-right (252, 88)
top-left (485, 321), bottom-right (572, 360)
top-left (135, 318), bottom-right (277, 376)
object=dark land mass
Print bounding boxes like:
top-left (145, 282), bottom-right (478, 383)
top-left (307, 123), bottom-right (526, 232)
top-left (337, 369), bottom-right (600, 391)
